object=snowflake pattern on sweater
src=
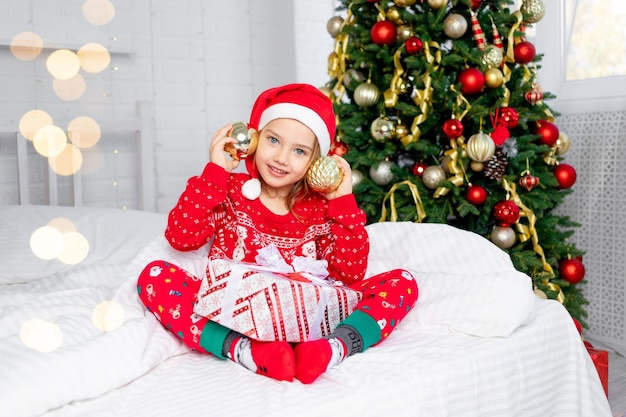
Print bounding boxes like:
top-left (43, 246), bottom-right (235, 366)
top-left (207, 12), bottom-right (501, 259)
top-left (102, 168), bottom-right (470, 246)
top-left (165, 162), bottom-right (369, 285)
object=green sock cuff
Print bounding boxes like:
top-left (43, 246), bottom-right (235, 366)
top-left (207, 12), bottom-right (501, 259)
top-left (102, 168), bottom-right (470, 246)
top-left (199, 320), bottom-right (232, 358)
top-left (340, 309), bottom-right (381, 350)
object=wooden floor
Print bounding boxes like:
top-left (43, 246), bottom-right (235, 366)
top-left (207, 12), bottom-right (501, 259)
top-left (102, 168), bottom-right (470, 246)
top-left (608, 347), bottom-right (626, 417)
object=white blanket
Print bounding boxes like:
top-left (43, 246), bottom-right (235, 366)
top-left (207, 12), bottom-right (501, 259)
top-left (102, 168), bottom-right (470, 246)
top-left (0, 205), bottom-right (612, 417)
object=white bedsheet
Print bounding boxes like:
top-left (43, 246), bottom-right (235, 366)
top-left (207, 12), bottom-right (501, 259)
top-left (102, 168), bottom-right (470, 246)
top-left (0, 205), bottom-right (612, 417)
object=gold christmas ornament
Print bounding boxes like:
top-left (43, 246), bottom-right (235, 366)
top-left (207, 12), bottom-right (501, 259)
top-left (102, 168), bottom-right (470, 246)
top-left (327, 16), bottom-right (344, 38)
top-left (306, 156), bottom-right (344, 193)
top-left (443, 14), bottom-right (468, 39)
top-left (466, 131), bottom-right (496, 162)
top-left (470, 161), bottom-right (484, 172)
top-left (342, 69), bottom-right (365, 90)
top-left (394, 0), bottom-right (417, 6)
top-left (396, 24), bottom-right (413, 43)
top-left (427, 0), bottom-right (448, 10)
top-left (521, 0), bottom-right (545, 24)
top-left (386, 6), bottom-right (403, 24)
top-left (225, 122), bottom-right (257, 160)
top-left (352, 169), bottom-right (364, 187)
top-left (318, 85), bottom-right (334, 100)
top-left (484, 67), bottom-right (504, 88)
top-left (421, 165), bottom-right (446, 189)
top-left (491, 226), bottom-right (517, 249)
top-left (354, 82), bottom-right (381, 107)
top-left (394, 123), bottom-right (409, 139)
top-left (556, 132), bottom-right (571, 155)
top-left (481, 44), bottom-right (503, 69)
top-left (371, 117), bottom-right (395, 142)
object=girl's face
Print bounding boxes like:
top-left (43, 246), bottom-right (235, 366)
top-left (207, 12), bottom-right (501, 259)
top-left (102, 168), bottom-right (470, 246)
top-left (253, 118), bottom-right (317, 196)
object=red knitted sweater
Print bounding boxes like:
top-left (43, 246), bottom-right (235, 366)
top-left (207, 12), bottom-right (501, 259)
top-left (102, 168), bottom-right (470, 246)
top-left (165, 162), bottom-right (369, 285)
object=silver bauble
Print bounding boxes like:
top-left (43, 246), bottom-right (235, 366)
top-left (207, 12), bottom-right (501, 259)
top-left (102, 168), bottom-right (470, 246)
top-left (352, 169), bottom-right (364, 187)
top-left (481, 44), bottom-right (504, 69)
top-left (225, 122), bottom-right (256, 160)
top-left (555, 132), bottom-right (570, 155)
top-left (370, 117), bottom-right (395, 142)
top-left (421, 165), bottom-right (446, 189)
top-left (327, 16), bottom-right (344, 38)
top-left (354, 82), bottom-right (380, 107)
top-left (466, 131), bottom-right (496, 162)
top-left (370, 161), bottom-right (395, 186)
top-left (342, 69), bottom-right (365, 90)
top-left (443, 14), bottom-right (468, 39)
top-left (491, 226), bottom-right (517, 249)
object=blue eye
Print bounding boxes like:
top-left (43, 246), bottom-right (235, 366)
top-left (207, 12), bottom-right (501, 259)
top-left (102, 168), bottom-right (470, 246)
top-left (269, 136), bottom-right (279, 144)
top-left (295, 148), bottom-right (306, 156)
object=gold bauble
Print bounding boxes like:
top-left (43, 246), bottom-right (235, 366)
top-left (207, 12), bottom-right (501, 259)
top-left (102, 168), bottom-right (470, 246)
top-left (556, 132), bottom-right (571, 155)
top-left (342, 69), bottom-right (365, 90)
top-left (443, 14), bottom-right (468, 39)
top-left (306, 156), bottom-right (344, 193)
top-left (319, 85), bottom-right (334, 100)
top-left (225, 122), bottom-right (256, 160)
top-left (427, 0), bottom-right (448, 9)
top-left (386, 6), bottom-right (404, 24)
top-left (470, 161), bottom-right (484, 172)
top-left (396, 24), bottom-right (413, 43)
top-left (491, 226), bottom-right (517, 249)
top-left (481, 44), bottom-right (503, 69)
top-left (354, 82), bottom-right (380, 107)
top-left (521, 0), bottom-right (545, 24)
top-left (421, 165), bottom-right (446, 189)
top-left (484, 67), bottom-right (504, 88)
top-left (466, 131), bottom-right (496, 162)
top-left (371, 117), bottom-right (395, 142)
top-left (394, 123), bottom-right (409, 139)
top-left (394, 0), bottom-right (417, 7)
top-left (533, 288), bottom-right (548, 299)
top-left (327, 16), bottom-right (344, 38)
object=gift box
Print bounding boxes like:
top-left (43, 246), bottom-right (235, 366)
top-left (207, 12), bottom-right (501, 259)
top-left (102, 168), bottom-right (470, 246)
top-left (193, 257), bottom-right (362, 342)
top-left (586, 345), bottom-right (609, 397)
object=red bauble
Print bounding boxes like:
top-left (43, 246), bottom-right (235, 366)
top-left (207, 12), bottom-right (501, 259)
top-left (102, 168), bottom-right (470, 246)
top-left (371, 21), bottom-right (397, 46)
top-left (533, 120), bottom-right (560, 146)
top-left (559, 258), bottom-right (586, 284)
top-left (490, 125), bottom-right (510, 146)
top-left (513, 41), bottom-right (536, 64)
top-left (470, 0), bottom-right (482, 8)
top-left (493, 200), bottom-right (520, 227)
top-left (442, 119), bottom-right (464, 139)
top-left (330, 140), bottom-right (349, 156)
top-left (553, 163), bottom-right (577, 189)
top-left (405, 36), bottom-right (423, 54)
top-left (411, 161), bottom-right (428, 177)
top-left (572, 317), bottom-right (583, 335)
top-left (519, 173), bottom-right (539, 191)
top-left (457, 68), bottom-right (485, 95)
top-left (466, 185), bottom-right (487, 205)
top-left (497, 107), bottom-right (519, 129)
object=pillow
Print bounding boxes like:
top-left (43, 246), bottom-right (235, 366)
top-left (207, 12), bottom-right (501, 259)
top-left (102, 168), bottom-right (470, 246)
top-left (365, 221), bottom-right (536, 337)
top-left (0, 205), bottom-right (166, 284)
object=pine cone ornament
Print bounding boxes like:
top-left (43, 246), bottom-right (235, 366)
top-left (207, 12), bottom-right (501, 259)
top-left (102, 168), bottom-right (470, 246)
top-left (483, 149), bottom-right (507, 181)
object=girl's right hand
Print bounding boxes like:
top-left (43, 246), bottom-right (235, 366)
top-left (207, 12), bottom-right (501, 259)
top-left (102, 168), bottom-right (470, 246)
top-left (209, 124), bottom-right (240, 173)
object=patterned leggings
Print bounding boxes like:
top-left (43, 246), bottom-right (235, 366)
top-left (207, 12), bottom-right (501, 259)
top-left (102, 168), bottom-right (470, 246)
top-left (137, 260), bottom-right (418, 352)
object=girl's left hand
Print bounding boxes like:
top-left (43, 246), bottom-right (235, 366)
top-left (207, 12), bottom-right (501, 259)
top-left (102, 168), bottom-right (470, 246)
top-left (324, 155), bottom-right (353, 200)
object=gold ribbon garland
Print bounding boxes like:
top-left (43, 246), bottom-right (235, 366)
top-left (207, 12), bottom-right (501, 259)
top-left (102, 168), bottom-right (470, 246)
top-left (328, 5), bottom-right (356, 103)
top-left (379, 180), bottom-right (426, 223)
top-left (384, 49), bottom-right (405, 108)
top-left (400, 41), bottom-right (442, 146)
top-left (434, 136), bottom-right (466, 198)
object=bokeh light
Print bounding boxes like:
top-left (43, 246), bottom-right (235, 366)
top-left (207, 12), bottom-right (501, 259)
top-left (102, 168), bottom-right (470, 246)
top-left (29, 226), bottom-right (64, 260)
top-left (68, 116), bottom-right (101, 148)
top-left (82, 0), bottom-right (116, 26)
top-left (92, 301), bottom-right (125, 331)
top-left (77, 43), bottom-right (111, 73)
top-left (46, 49), bottom-right (81, 80)
top-left (20, 318), bottom-right (63, 352)
top-left (49, 143), bottom-right (84, 176)
top-left (33, 125), bottom-right (67, 158)
top-left (19, 109), bottom-right (53, 141)
top-left (47, 217), bottom-right (77, 234)
top-left (57, 231), bottom-right (90, 264)
top-left (53, 73), bottom-right (87, 101)
top-left (10, 31), bottom-right (44, 61)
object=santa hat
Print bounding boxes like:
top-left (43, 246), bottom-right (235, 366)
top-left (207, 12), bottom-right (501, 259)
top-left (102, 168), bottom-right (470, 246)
top-left (242, 83), bottom-right (336, 200)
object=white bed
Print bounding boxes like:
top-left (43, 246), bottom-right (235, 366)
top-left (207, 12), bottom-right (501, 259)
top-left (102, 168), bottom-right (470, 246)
top-left (0, 204), bottom-right (612, 417)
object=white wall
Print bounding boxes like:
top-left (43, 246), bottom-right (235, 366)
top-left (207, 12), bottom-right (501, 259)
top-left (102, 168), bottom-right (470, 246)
top-left (0, 0), bottom-right (335, 212)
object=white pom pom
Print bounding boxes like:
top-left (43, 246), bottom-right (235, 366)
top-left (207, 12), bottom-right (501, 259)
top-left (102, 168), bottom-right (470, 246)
top-left (242, 178), bottom-right (261, 200)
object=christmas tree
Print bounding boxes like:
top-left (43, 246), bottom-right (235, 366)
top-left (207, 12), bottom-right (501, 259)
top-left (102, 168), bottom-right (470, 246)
top-left (322, 0), bottom-right (588, 325)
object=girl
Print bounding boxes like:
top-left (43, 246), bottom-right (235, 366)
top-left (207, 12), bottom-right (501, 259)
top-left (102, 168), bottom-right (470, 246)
top-left (137, 83), bottom-right (418, 384)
